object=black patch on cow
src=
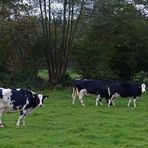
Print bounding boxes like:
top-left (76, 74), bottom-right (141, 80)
top-left (109, 82), bottom-right (142, 98)
top-left (10, 89), bottom-right (38, 110)
top-left (0, 89), bottom-right (3, 99)
top-left (74, 79), bottom-right (110, 102)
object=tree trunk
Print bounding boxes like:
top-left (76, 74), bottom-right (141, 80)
top-left (39, 0), bottom-right (88, 85)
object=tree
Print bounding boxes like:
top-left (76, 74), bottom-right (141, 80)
top-left (0, 0), bottom-right (42, 79)
top-left (73, 0), bottom-right (148, 80)
top-left (38, 0), bottom-right (90, 85)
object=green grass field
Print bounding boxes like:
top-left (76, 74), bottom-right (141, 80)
top-left (0, 89), bottom-right (148, 148)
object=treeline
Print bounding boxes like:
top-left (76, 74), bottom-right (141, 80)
top-left (73, 0), bottom-right (148, 81)
top-left (0, 0), bottom-right (148, 87)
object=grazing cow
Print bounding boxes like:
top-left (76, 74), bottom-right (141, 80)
top-left (0, 88), bottom-right (48, 128)
top-left (72, 79), bottom-right (109, 106)
top-left (108, 82), bottom-right (146, 107)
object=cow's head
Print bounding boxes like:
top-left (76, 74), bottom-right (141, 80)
top-left (141, 83), bottom-right (146, 93)
top-left (34, 94), bottom-right (48, 107)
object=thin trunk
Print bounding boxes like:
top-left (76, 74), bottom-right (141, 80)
top-left (56, 0), bottom-right (68, 82)
top-left (40, 0), bottom-right (88, 85)
top-left (39, 0), bottom-right (45, 36)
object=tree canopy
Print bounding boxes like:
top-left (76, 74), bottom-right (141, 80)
top-left (0, 0), bottom-right (148, 86)
top-left (73, 0), bottom-right (148, 81)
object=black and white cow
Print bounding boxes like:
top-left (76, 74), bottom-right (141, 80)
top-left (0, 88), bottom-right (48, 128)
top-left (72, 79), bottom-right (110, 106)
top-left (108, 82), bottom-right (146, 107)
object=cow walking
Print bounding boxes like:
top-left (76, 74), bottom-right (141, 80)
top-left (0, 88), bottom-right (48, 128)
top-left (72, 79), bottom-right (109, 106)
top-left (108, 82), bottom-right (146, 107)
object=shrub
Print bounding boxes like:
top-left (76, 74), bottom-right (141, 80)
top-left (132, 71), bottom-right (148, 85)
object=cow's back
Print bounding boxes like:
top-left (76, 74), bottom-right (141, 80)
top-left (83, 80), bottom-right (108, 97)
top-left (109, 82), bottom-right (142, 98)
top-left (11, 89), bottom-right (35, 109)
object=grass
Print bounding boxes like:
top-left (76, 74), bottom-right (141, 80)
top-left (0, 89), bottom-right (148, 148)
top-left (38, 69), bottom-right (81, 80)
top-left (38, 70), bottom-right (49, 80)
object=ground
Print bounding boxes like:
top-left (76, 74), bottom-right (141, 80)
top-left (0, 89), bottom-right (148, 148)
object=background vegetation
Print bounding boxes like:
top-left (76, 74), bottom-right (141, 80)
top-left (0, 0), bottom-right (148, 87)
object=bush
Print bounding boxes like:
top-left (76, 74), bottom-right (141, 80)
top-left (61, 72), bottom-right (73, 87)
top-left (0, 70), bottom-right (48, 89)
top-left (132, 71), bottom-right (148, 85)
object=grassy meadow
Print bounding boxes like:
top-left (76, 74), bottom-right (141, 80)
top-left (0, 89), bottom-right (148, 148)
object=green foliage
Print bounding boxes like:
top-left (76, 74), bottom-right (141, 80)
top-left (0, 70), bottom-right (48, 89)
top-left (73, 37), bottom-right (100, 78)
top-left (60, 72), bottom-right (73, 87)
top-left (0, 25), bottom-right (12, 70)
top-left (72, 0), bottom-right (148, 80)
top-left (73, 37), bottom-right (118, 80)
top-left (132, 71), bottom-right (148, 84)
top-left (0, 1), bottom-right (42, 76)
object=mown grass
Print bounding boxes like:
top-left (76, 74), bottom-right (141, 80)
top-left (0, 89), bottom-right (148, 148)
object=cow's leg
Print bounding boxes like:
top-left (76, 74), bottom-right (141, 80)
top-left (20, 116), bottom-right (26, 127)
top-left (112, 100), bottom-right (116, 107)
top-left (79, 89), bottom-right (86, 106)
top-left (20, 108), bottom-right (33, 127)
top-left (96, 95), bottom-right (101, 106)
top-left (128, 98), bottom-right (132, 107)
top-left (72, 88), bottom-right (77, 105)
top-left (26, 108), bottom-right (33, 116)
top-left (0, 104), bottom-right (4, 128)
top-left (133, 97), bottom-right (139, 108)
top-left (133, 96), bottom-right (139, 108)
top-left (108, 95), bottom-right (114, 107)
top-left (16, 110), bottom-right (27, 128)
top-left (133, 99), bottom-right (137, 108)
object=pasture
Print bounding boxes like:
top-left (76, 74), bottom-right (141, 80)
top-left (0, 89), bottom-right (148, 148)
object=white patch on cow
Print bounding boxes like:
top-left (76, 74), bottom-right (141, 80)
top-left (72, 87), bottom-right (77, 105)
top-left (21, 98), bottom-right (29, 111)
top-left (128, 98), bottom-right (132, 107)
top-left (38, 94), bottom-right (43, 107)
top-left (141, 83), bottom-right (146, 93)
top-left (0, 102), bottom-right (4, 125)
top-left (114, 92), bottom-right (120, 97)
top-left (108, 93), bottom-right (117, 107)
top-left (107, 87), bottom-right (111, 96)
top-left (133, 99), bottom-right (137, 107)
top-left (78, 89), bottom-right (87, 106)
top-left (1, 88), bottom-right (13, 111)
top-left (96, 95), bottom-right (100, 106)
top-left (31, 91), bottom-right (36, 94)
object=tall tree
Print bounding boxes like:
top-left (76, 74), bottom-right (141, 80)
top-left (38, 0), bottom-right (90, 85)
top-left (0, 0), bottom-right (42, 76)
top-left (73, 0), bottom-right (148, 80)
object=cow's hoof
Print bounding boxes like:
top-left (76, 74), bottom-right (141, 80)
top-left (0, 124), bottom-right (4, 128)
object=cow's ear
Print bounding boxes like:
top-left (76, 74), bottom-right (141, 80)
top-left (44, 95), bottom-right (49, 99)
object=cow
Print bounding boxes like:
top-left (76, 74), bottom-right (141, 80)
top-left (72, 79), bottom-right (110, 106)
top-left (0, 88), bottom-right (48, 128)
top-left (108, 82), bottom-right (146, 107)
